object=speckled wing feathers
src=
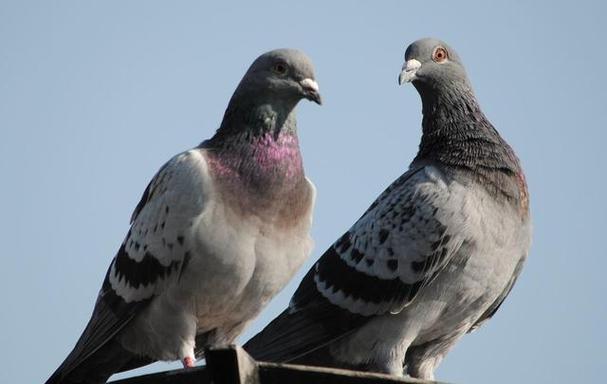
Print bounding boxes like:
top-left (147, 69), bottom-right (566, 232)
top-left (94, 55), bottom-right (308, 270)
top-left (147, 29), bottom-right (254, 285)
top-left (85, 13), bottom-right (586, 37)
top-left (48, 150), bottom-right (209, 381)
top-left (108, 151), bottom-right (208, 304)
top-left (313, 166), bottom-right (465, 316)
top-left (245, 165), bottom-right (467, 362)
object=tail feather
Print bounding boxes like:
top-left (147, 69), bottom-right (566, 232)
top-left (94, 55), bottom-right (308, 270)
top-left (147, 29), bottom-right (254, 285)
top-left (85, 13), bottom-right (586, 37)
top-left (244, 267), bottom-right (368, 364)
top-left (244, 305), bottom-right (366, 364)
top-left (244, 308), bottom-right (322, 363)
top-left (45, 339), bottom-right (152, 384)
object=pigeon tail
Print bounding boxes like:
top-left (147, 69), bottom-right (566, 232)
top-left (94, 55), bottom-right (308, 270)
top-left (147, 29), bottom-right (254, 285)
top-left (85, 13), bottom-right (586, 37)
top-left (45, 338), bottom-right (152, 384)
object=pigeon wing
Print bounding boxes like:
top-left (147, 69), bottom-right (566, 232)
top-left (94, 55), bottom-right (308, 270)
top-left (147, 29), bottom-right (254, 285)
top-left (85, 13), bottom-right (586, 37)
top-left (245, 165), bottom-right (467, 363)
top-left (48, 149), bottom-right (211, 380)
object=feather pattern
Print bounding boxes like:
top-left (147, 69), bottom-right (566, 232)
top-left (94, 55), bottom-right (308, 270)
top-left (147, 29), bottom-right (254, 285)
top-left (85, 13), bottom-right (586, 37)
top-left (46, 48), bottom-right (321, 384)
top-left (245, 38), bottom-right (531, 381)
top-left (245, 164), bottom-right (469, 360)
top-left (46, 149), bottom-right (211, 383)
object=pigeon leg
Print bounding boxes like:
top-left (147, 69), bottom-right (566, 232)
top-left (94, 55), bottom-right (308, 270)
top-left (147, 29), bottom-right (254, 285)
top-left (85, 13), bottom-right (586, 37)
top-left (182, 356), bottom-right (195, 368)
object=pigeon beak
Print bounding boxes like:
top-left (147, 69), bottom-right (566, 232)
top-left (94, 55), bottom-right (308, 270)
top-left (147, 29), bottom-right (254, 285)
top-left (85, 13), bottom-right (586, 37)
top-left (398, 59), bottom-right (422, 85)
top-left (300, 78), bottom-right (322, 105)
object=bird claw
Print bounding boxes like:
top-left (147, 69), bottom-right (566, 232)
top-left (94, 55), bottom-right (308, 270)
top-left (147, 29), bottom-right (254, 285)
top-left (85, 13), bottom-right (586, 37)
top-left (182, 356), bottom-right (195, 368)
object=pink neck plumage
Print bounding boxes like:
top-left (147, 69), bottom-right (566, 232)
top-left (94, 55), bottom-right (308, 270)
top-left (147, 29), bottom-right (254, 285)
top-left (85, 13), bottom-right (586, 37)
top-left (251, 132), bottom-right (303, 178)
top-left (209, 131), bottom-right (304, 187)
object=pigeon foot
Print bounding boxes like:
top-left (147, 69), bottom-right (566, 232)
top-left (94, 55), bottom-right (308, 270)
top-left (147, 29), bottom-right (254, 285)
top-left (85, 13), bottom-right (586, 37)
top-left (182, 356), bottom-right (195, 368)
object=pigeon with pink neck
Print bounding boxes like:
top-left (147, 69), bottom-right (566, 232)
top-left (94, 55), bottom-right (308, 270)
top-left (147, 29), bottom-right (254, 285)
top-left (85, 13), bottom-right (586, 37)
top-left (245, 38), bottom-right (531, 381)
top-left (46, 48), bottom-right (321, 384)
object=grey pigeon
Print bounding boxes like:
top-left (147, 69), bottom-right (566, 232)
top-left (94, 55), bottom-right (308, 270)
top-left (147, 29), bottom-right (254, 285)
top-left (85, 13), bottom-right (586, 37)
top-left (244, 38), bottom-right (531, 380)
top-left (46, 48), bottom-right (321, 384)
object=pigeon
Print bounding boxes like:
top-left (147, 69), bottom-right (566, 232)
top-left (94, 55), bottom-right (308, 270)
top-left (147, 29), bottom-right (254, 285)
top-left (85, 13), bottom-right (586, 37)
top-left (244, 38), bottom-right (531, 380)
top-left (46, 48), bottom-right (322, 384)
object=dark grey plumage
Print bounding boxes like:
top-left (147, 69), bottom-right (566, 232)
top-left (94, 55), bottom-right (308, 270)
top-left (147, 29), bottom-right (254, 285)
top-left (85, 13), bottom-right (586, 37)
top-left (46, 48), bottom-right (321, 384)
top-left (244, 38), bottom-right (531, 380)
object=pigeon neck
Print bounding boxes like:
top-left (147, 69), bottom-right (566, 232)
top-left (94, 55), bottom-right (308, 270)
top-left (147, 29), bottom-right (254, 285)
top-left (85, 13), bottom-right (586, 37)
top-left (414, 83), bottom-right (527, 208)
top-left (416, 81), bottom-right (481, 127)
top-left (210, 97), bottom-right (300, 146)
top-left (205, 101), bottom-right (305, 191)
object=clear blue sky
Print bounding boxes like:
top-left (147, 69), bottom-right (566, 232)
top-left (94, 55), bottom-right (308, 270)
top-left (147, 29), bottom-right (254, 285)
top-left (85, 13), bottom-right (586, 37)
top-left (1, 1), bottom-right (605, 383)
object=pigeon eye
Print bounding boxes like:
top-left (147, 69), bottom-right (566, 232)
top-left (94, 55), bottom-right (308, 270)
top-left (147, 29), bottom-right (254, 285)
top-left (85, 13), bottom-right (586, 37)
top-left (432, 47), bottom-right (449, 63)
top-left (272, 62), bottom-right (288, 75)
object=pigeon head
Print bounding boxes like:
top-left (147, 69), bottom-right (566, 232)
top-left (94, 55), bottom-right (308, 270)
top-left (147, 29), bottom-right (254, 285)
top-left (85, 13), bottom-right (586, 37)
top-left (211, 48), bottom-right (321, 147)
top-left (237, 48), bottom-right (322, 106)
top-left (398, 38), bottom-right (470, 95)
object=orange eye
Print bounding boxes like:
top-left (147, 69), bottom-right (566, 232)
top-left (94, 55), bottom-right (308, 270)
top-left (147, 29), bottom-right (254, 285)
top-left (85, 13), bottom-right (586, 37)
top-left (432, 47), bottom-right (448, 63)
top-left (272, 62), bottom-right (287, 75)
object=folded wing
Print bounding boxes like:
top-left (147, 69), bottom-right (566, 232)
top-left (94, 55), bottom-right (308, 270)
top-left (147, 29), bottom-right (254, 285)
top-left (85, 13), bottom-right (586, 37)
top-left (47, 149), bottom-right (210, 382)
top-left (244, 165), bottom-right (467, 363)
